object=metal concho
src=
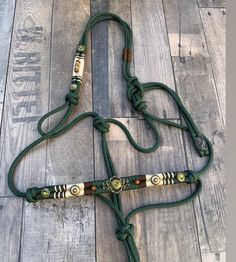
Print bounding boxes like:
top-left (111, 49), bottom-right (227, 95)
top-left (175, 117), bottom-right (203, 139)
top-left (151, 175), bottom-right (161, 185)
top-left (70, 185), bottom-right (80, 195)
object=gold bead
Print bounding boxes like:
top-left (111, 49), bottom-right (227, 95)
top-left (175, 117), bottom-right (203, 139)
top-left (177, 173), bottom-right (185, 182)
top-left (41, 188), bottom-right (50, 198)
top-left (111, 178), bottom-right (122, 191)
top-left (78, 45), bottom-right (85, 52)
top-left (91, 185), bottom-right (97, 192)
top-left (134, 179), bottom-right (140, 185)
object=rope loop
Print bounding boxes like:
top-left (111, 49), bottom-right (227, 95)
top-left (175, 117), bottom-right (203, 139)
top-left (26, 187), bottom-right (38, 203)
top-left (116, 223), bottom-right (135, 241)
top-left (65, 92), bottom-right (79, 105)
top-left (94, 116), bottom-right (110, 133)
top-left (127, 77), bottom-right (147, 112)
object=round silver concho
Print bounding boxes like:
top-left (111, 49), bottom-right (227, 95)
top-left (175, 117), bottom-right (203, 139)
top-left (151, 175), bottom-right (161, 185)
top-left (70, 185), bottom-right (80, 196)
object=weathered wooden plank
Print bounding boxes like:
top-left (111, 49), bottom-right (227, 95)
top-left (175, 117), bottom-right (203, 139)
top-left (163, 1), bottom-right (226, 127)
top-left (131, 0), bottom-right (178, 118)
top-left (0, 197), bottom-right (23, 262)
top-left (108, 0), bottom-right (132, 117)
top-left (163, 0), bottom-right (208, 57)
top-left (20, 1), bottom-right (95, 261)
top-left (20, 199), bottom-right (95, 262)
top-left (95, 118), bottom-right (201, 262)
top-left (92, 0), bottom-right (178, 118)
top-left (0, 0), bottom-right (16, 124)
top-left (200, 8), bottom-right (226, 126)
top-left (0, 0), bottom-right (52, 196)
top-left (91, 0), bottom-right (109, 117)
top-left (197, 0), bottom-right (226, 8)
top-left (173, 56), bottom-right (226, 253)
top-left (91, 0), bottom-right (134, 118)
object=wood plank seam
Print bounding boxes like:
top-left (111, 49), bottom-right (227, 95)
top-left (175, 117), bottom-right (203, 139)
top-left (198, 7), bottom-right (226, 130)
top-left (0, 0), bottom-right (17, 131)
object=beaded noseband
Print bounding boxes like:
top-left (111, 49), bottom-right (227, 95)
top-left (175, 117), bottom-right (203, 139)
top-left (8, 12), bottom-right (213, 262)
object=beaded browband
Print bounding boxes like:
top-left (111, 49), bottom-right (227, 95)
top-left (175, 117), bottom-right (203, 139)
top-left (8, 12), bottom-right (213, 262)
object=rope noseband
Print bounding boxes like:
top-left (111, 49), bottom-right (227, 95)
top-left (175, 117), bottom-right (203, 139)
top-left (8, 12), bottom-right (213, 262)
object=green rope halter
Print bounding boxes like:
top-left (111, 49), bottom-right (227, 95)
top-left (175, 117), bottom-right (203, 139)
top-left (8, 12), bottom-right (213, 262)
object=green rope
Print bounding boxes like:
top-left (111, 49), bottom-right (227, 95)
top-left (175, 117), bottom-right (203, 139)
top-left (7, 12), bottom-right (213, 262)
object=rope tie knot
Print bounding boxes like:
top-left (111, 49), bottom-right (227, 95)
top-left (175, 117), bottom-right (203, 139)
top-left (116, 223), bottom-right (135, 241)
top-left (94, 116), bottom-right (110, 133)
top-left (185, 170), bottom-right (198, 184)
top-left (127, 77), bottom-right (147, 112)
top-left (65, 92), bottom-right (79, 105)
top-left (26, 187), bottom-right (38, 203)
top-left (192, 135), bottom-right (210, 157)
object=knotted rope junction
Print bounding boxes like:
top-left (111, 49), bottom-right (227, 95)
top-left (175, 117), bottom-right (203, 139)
top-left (8, 12), bottom-right (213, 262)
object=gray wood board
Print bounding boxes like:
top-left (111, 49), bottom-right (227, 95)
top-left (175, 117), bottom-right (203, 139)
top-left (20, 1), bottom-right (96, 261)
top-left (0, 0), bottom-right (52, 196)
top-left (108, 0), bottom-right (133, 117)
top-left (131, 0), bottom-right (179, 118)
top-left (164, 3), bottom-right (226, 254)
top-left (0, 197), bottom-right (23, 262)
top-left (92, 0), bottom-right (179, 118)
top-left (91, 0), bottom-right (109, 117)
top-left (197, 0), bottom-right (226, 8)
top-left (200, 8), bottom-right (226, 127)
top-left (163, 0), bottom-right (208, 57)
top-left (173, 56), bottom-right (226, 255)
top-left (95, 119), bottom-right (201, 262)
top-left (0, 0), bottom-right (16, 124)
top-left (163, 0), bottom-right (225, 127)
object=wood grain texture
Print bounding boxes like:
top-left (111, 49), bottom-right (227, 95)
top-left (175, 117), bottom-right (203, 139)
top-left (20, 1), bottom-right (96, 261)
top-left (197, 0), bottom-right (226, 8)
top-left (91, 0), bottom-right (109, 117)
top-left (0, 0), bottom-right (225, 261)
top-left (108, 0), bottom-right (133, 117)
top-left (200, 8), bottom-right (226, 126)
top-left (164, 4), bottom-right (226, 255)
top-left (173, 56), bottom-right (226, 254)
top-left (0, 0), bottom-right (52, 196)
top-left (95, 118), bottom-right (201, 262)
top-left (163, 0), bottom-right (208, 57)
top-left (20, 199), bottom-right (95, 262)
top-left (0, 197), bottom-right (23, 262)
top-left (0, 0), bottom-right (16, 124)
top-left (131, 0), bottom-right (179, 118)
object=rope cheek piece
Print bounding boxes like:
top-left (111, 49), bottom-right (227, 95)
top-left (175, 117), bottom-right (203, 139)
top-left (7, 12), bottom-right (213, 262)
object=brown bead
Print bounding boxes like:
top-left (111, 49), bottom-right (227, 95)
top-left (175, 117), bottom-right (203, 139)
top-left (91, 185), bottom-right (97, 192)
top-left (134, 179), bottom-right (140, 185)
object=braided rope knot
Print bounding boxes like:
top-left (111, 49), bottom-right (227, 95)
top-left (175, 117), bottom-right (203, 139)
top-left (127, 77), bottom-right (147, 112)
top-left (185, 170), bottom-right (198, 184)
top-left (65, 92), bottom-right (79, 105)
top-left (94, 116), bottom-right (110, 133)
top-left (26, 187), bottom-right (38, 203)
top-left (193, 135), bottom-right (210, 157)
top-left (116, 223), bottom-right (135, 241)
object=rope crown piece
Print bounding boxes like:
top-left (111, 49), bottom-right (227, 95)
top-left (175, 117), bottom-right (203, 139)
top-left (8, 12), bottom-right (213, 262)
